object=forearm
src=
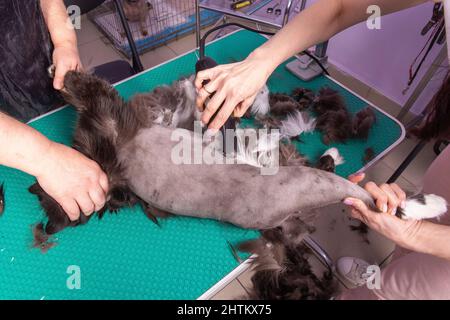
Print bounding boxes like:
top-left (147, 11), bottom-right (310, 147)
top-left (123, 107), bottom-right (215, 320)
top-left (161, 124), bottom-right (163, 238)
top-left (40, 0), bottom-right (76, 48)
top-left (0, 112), bottom-right (52, 177)
top-left (398, 220), bottom-right (450, 261)
top-left (250, 0), bottom-right (427, 72)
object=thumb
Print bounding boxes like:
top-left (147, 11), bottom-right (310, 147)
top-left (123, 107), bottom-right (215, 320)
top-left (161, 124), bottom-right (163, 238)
top-left (194, 68), bottom-right (216, 90)
top-left (53, 64), bottom-right (66, 90)
top-left (234, 93), bottom-right (256, 117)
top-left (348, 172), bottom-right (365, 184)
top-left (344, 197), bottom-right (368, 213)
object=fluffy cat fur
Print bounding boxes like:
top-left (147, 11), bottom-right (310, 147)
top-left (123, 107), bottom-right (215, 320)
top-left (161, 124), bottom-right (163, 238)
top-left (30, 71), bottom-right (377, 234)
top-left (28, 71), bottom-right (448, 299)
top-left (238, 227), bottom-right (336, 300)
top-left (29, 71), bottom-right (447, 251)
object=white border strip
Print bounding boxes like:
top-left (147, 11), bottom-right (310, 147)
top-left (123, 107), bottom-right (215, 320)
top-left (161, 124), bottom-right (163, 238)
top-left (197, 256), bottom-right (254, 300)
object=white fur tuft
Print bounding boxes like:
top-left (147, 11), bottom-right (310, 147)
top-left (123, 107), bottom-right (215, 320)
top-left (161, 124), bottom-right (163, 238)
top-left (280, 111), bottom-right (316, 139)
top-left (234, 129), bottom-right (280, 168)
top-left (250, 85), bottom-right (270, 116)
top-left (322, 148), bottom-right (345, 166)
top-left (402, 194), bottom-right (448, 220)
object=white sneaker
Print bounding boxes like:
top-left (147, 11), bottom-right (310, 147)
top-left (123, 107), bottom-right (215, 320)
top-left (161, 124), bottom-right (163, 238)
top-left (337, 256), bottom-right (373, 287)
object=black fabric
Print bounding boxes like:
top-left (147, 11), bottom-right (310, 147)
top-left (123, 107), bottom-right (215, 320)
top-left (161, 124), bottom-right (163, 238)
top-left (92, 60), bottom-right (135, 84)
top-left (0, 0), bottom-right (64, 122)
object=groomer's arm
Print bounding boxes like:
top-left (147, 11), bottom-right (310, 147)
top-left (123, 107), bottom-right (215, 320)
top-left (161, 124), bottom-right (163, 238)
top-left (196, 0), bottom-right (427, 130)
top-left (40, 0), bottom-right (82, 90)
top-left (0, 112), bottom-right (108, 220)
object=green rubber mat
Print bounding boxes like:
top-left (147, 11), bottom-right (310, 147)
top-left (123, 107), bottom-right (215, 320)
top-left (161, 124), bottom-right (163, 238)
top-left (0, 30), bottom-right (403, 300)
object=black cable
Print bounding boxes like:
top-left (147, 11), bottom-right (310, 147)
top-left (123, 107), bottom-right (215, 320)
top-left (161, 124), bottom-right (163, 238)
top-left (408, 18), bottom-right (444, 87)
top-left (199, 22), bottom-right (330, 76)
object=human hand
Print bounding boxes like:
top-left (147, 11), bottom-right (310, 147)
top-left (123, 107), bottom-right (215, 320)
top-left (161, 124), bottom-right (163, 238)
top-left (36, 142), bottom-right (108, 221)
top-left (52, 43), bottom-right (82, 90)
top-left (344, 173), bottom-right (422, 244)
top-left (194, 51), bottom-right (275, 130)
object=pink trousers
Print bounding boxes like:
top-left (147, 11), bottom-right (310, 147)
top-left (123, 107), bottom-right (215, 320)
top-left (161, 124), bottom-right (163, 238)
top-left (339, 145), bottom-right (450, 300)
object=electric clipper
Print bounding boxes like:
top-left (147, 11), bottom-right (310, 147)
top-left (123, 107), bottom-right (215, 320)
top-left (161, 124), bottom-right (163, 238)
top-left (195, 56), bottom-right (237, 155)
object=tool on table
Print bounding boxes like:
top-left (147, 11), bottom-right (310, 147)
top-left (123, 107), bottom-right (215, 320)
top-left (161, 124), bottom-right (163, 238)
top-left (245, 0), bottom-right (273, 15)
top-left (230, 0), bottom-right (253, 10)
top-left (267, 1), bottom-right (281, 15)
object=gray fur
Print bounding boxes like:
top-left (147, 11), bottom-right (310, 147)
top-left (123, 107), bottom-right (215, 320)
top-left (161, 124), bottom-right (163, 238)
top-left (118, 125), bottom-right (375, 230)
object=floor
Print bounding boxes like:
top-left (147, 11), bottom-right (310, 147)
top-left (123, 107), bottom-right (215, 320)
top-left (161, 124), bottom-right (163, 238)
top-left (75, 15), bottom-right (439, 300)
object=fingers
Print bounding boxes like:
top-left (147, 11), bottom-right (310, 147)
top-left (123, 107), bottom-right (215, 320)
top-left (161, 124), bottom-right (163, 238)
top-left (364, 182), bottom-right (388, 213)
top-left (348, 172), bottom-right (365, 184)
top-left (98, 172), bottom-right (109, 194)
top-left (201, 89), bottom-right (227, 127)
top-left (344, 197), bottom-right (368, 214)
top-left (196, 87), bottom-right (210, 112)
top-left (53, 64), bottom-right (66, 90)
top-left (88, 169), bottom-right (108, 212)
top-left (196, 75), bottom-right (224, 111)
top-left (208, 96), bottom-right (240, 130)
top-left (390, 183), bottom-right (407, 209)
top-left (234, 94), bottom-right (256, 118)
top-left (364, 181), bottom-right (407, 215)
top-left (76, 193), bottom-right (95, 216)
top-left (379, 183), bottom-right (402, 215)
top-left (194, 68), bottom-right (216, 90)
top-left (344, 197), bottom-right (371, 224)
top-left (89, 187), bottom-right (106, 212)
top-left (60, 198), bottom-right (80, 221)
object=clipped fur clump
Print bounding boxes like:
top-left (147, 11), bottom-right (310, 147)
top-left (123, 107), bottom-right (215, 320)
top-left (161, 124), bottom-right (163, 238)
top-left (254, 114), bottom-right (282, 130)
top-left (312, 88), bottom-right (377, 144)
top-left (363, 147), bottom-right (375, 165)
top-left (279, 143), bottom-right (309, 167)
top-left (269, 93), bottom-right (302, 118)
top-left (316, 148), bottom-right (344, 173)
top-left (315, 109), bottom-right (353, 144)
top-left (32, 223), bottom-right (57, 253)
top-left (238, 228), bottom-right (336, 300)
top-left (352, 107), bottom-right (376, 139)
top-left (279, 110), bottom-right (316, 140)
top-left (312, 87), bottom-right (347, 115)
top-left (316, 155), bottom-right (336, 173)
top-left (291, 87), bottom-right (315, 110)
top-left (311, 87), bottom-right (353, 144)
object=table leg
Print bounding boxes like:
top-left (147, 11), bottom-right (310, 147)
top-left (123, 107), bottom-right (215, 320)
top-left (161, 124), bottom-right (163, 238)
top-left (195, 0), bottom-right (202, 49)
top-left (387, 140), bottom-right (427, 183)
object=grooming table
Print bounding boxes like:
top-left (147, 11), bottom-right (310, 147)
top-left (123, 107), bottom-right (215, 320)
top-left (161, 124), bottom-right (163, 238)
top-left (0, 30), bottom-right (404, 300)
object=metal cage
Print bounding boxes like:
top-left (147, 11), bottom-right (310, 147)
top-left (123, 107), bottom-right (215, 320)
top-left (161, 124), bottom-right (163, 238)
top-left (88, 0), bottom-right (222, 58)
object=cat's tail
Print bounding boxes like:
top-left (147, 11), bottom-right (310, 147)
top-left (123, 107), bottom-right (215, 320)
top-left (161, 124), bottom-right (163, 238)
top-left (345, 181), bottom-right (448, 221)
